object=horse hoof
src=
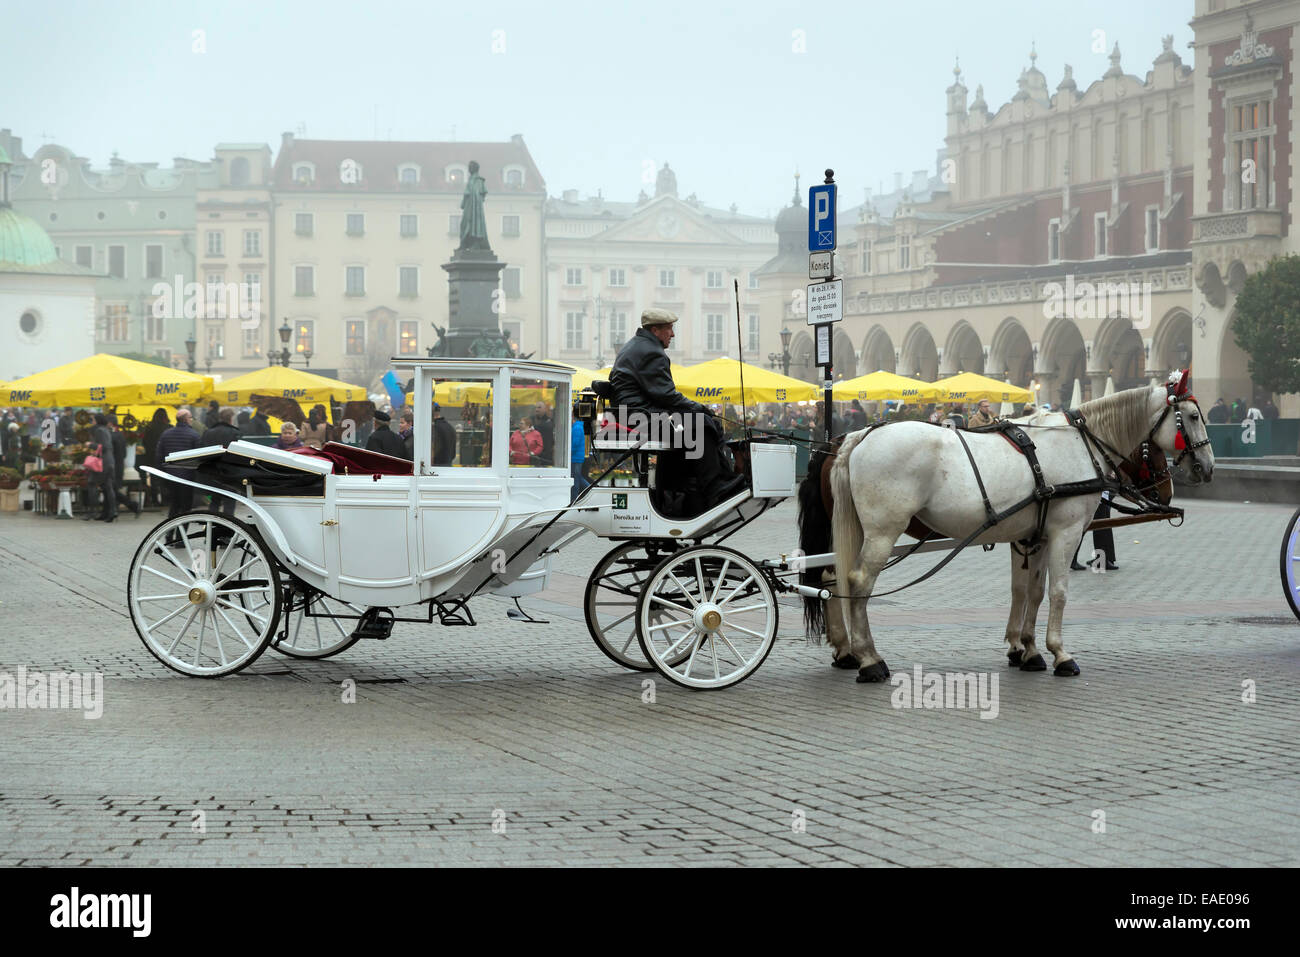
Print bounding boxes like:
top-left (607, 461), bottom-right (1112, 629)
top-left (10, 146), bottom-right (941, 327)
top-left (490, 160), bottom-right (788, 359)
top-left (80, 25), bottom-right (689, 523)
top-left (1019, 653), bottom-right (1047, 672)
top-left (832, 654), bottom-right (860, 670)
top-left (856, 661), bottom-right (890, 683)
top-left (1007, 649), bottom-right (1023, 666)
top-left (1054, 659), bottom-right (1081, 677)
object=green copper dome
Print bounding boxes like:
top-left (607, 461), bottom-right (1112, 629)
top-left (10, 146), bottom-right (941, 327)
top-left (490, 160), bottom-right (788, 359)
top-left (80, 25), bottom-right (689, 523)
top-left (0, 206), bottom-right (59, 267)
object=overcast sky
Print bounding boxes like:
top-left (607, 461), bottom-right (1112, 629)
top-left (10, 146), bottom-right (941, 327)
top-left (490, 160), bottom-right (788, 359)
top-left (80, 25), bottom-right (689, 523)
top-left (3, 0), bottom-right (1193, 217)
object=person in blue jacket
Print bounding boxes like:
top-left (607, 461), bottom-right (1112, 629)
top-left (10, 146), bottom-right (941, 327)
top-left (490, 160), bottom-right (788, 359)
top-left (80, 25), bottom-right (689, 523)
top-left (570, 405), bottom-right (589, 503)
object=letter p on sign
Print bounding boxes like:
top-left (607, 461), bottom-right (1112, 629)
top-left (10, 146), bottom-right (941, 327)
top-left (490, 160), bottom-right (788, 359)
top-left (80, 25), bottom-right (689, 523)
top-left (808, 183), bottom-right (836, 251)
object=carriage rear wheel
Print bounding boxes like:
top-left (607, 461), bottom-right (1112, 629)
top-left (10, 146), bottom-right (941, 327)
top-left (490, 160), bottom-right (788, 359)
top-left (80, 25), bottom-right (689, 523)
top-left (271, 584), bottom-right (365, 659)
top-left (127, 514), bottom-right (282, 677)
top-left (1279, 507), bottom-right (1300, 622)
top-left (584, 541), bottom-right (685, 671)
top-left (636, 545), bottom-right (778, 690)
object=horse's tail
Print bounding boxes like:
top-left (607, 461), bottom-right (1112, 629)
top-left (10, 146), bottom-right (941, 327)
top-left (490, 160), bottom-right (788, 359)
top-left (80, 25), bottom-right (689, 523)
top-left (830, 430), bottom-right (870, 612)
top-left (797, 446), bottom-right (835, 641)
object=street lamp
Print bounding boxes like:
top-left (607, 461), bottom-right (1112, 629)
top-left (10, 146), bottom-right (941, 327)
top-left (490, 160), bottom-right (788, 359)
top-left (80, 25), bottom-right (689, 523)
top-left (276, 318), bottom-right (313, 368)
top-left (776, 326), bottom-right (793, 376)
top-left (184, 332), bottom-right (197, 374)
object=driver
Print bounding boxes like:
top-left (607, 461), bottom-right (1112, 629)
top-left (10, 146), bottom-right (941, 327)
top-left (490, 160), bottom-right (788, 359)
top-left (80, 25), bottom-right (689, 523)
top-left (609, 308), bottom-right (746, 501)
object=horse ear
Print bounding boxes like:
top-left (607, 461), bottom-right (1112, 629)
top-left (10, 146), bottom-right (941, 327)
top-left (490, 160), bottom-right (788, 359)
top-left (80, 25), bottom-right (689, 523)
top-left (1174, 368), bottom-right (1190, 396)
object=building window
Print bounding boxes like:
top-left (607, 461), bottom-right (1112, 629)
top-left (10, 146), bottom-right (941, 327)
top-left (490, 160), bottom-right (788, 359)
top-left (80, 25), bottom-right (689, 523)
top-left (1048, 219), bottom-right (1060, 263)
top-left (206, 232), bottom-right (224, 256)
top-left (400, 214), bottom-right (418, 238)
top-left (398, 165), bottom-right (420, 185)
top-left (399, 266), bottom-right (419, 298)
top-left (898, 235), bottom-right (910, 270)
top-left (294, 212), bottom-right (314, 237)
top-left (608, 268), bottom-right (626, 287)
top-left (609, 311), bottom-right (628, 346)
top-left (1094, 213), bottom-right (1108, 258)
top-left (102, 304), bottom-right (129, 342)
top-left (345, 320), bottom-right (366, 355)
top-left (243, 272), bottom-right (262, 318)
top-left (565, 267), bottom-right (583, 286)
top-left (346, 213), bottom-right (364, 237)
top-left (144, 244), bottom-right (163, 279)
top-left (206, 325), bottom-right (225, 360)
top-left (446, 165), bottom-right (467, 185)
top-left (706, 270), bottom-right (723, 289)
top-left (501, 214), bottom-right (520, 237)
top-left (1145, 206), bottom-right (1160, 251)
top-left (748, 274), bottom-right (759, 290)
top-left (345, 266), bottom-right (366, 296)
top-left (564, 312), bottom-right (585, 351)
top-left (504, 167), bottom-right (524, 187)
top-left (205, 273), bottom-right (227, 317)
top-left (448, 214), bottom-right (461, 235)
top-left (659, 268), bottom-right (676, 288)
top-left (75, 245), bottom-right (92, 268)
top-left (399, 320), bottom-right (419, 354)
top-left (294, 265), bottom-right (314, 296)
top-left (292, 163), bottom-right (315, 185)
top-left (503, 266), bottom-right (522, 299)
top-left (146, 308), bottom-right (165, 343)
top-left (747, 314), bottom-right (760, 354)
top-left (295, 321), bottom-right (314, 354)
top-left (1231, 98), bottom-right (1274, 210)
top-left (705, 314), bottom-right (725, 352)
top-left (108, 245), bottom-right (126, 278)
top-left (242, 326), bottom-right (263, 358)
top-left (242, 230), bottom-right (261, 256)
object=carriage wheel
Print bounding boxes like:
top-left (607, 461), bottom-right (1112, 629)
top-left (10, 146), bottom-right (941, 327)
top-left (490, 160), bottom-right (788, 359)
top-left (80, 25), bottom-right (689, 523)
top-left (636, 545), bottom-right (778, 690)
top-left (1280, 507), bottom-right (1300, 622)
top-left (584, 541), bottom-right (685, 671)
top-left (271, 584), bottom-right (365, 659)
top-left (127, 514), bottom-right (282, 677)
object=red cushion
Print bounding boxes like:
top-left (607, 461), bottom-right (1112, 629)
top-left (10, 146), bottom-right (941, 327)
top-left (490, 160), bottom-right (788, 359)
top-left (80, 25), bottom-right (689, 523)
top-left (288, 442), bottom-right (413, 476)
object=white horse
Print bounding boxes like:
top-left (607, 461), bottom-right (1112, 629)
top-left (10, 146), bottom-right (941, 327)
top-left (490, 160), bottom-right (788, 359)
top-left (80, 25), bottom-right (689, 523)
top-left (822, 378), bottom-right (1213, 682)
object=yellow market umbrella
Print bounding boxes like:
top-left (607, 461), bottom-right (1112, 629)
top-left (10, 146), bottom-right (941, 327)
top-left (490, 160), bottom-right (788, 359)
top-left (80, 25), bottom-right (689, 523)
top-left (3, 354), bottom-right (213, 408)
top-left (208, 365), bottom-right (365, 406)
top-left (833, 370), bottom-right (941, 403)
top-left (932, 372), bottom-right (1032, 404)
top-left (672, 357), bottom-right (818, 404)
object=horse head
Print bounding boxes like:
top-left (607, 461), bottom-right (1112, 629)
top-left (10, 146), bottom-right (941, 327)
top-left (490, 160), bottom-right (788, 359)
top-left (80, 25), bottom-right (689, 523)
top-left (1146, 369), bottom-right (1214, 483)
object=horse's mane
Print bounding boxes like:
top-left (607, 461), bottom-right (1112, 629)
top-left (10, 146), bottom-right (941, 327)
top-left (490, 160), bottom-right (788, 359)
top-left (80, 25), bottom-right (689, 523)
top-left (1076, 387), bottom-right (1155, 459)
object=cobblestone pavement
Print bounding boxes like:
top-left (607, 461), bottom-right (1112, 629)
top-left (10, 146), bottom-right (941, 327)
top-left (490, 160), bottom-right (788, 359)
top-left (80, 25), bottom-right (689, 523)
top-left (0, 498), bottom-right (1297, 866)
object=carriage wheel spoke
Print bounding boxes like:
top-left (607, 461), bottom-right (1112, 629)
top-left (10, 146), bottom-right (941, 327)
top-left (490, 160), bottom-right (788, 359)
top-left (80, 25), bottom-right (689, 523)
top-left (720, 574), bottom-right (756, 605)
top-left (156, 545), bottom-right (198, 583)
top-left (661, 625), bottom-right (701, 660)
top-left (214, 557), bottom-right (259, 589)
top-left (138, 592), bottom-right (189, 602)
top-left (214, 604), bottom-right (254, 651)
top-left (144, 599), bottom-right (193, 635)
top-left (216, 598), bottom-right (267, 624)
top-left (681, 632), bottom-right (705, 677)
top-left (193, 610), bottom-right (207, 665)
top-left (647, 613), bottom-right (693, 634)
top-left (708, 632), bottom-right (720, 680)
top-left (716, 629), bottom-right (747, 663)
top-left (665, 571), bottom-right (699, 607)
top-left (141, 564), bottom-right (192, 589)
top-left (209, 611), bottom-right (227, 667)
top-left (165, 606), bottom-right (200, 655)
top-left (709, 559), bottom-right (731, 603)
top-left (648, 593), bottom-right (694, 616)
top-left (725, 621), bottom-right (767, 639)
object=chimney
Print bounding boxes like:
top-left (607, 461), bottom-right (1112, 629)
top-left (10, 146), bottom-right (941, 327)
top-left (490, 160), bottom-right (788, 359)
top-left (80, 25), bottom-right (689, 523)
top-left (562, 188), bottom-right (578, 203)
top-left (511, 133), bottom-right (524, 144)
top-left (281, 131), bottom-right (295, 151)
top-left (893, 171), bottom-right (903, 192)
top-left (912, 170), bottom-right (928, 195)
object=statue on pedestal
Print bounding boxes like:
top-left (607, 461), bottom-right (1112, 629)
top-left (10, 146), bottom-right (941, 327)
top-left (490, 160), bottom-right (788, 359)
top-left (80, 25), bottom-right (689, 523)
top-left (457, 161), bottom-right (491, 255)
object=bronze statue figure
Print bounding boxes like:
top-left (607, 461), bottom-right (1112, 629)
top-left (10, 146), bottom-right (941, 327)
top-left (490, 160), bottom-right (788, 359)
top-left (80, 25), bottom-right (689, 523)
top-left (457, 160), bottom-right (491, 253)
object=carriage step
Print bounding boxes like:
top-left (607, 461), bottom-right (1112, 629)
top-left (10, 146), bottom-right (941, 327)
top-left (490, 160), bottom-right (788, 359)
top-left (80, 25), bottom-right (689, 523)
top-left (350, 607), bottom-right (395, 641)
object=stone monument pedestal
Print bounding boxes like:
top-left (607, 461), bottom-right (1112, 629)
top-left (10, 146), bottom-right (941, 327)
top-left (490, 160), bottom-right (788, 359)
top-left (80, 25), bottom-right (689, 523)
top-left (439, 251), bottom-right (506, 358)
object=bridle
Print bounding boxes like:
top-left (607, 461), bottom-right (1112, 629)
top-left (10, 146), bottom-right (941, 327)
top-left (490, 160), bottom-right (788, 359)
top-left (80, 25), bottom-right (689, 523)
top-left (1148, 371), bottom-right (1211, 477)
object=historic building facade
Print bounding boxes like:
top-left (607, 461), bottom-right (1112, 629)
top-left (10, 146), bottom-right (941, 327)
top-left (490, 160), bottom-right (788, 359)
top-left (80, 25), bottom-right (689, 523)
top-left (0, 128), bottom-right (210, 369)
top-left (193, 144), bottom-right (273, 377)
top-left (1190, 0), bottom-right (1300, 412)
top-left (543, 164), bottom-right (776, 366)
top-left (761, 41), bottom-right (1199, 409)
top-left (270, 134), bottom-right (547, 384)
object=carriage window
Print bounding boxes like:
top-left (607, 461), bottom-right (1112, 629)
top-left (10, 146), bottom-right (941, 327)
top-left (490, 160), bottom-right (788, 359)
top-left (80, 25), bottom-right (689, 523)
top-left (509, 376), bottom-right (569, 468)
top-left (429, 377), bottom-right (494, 468)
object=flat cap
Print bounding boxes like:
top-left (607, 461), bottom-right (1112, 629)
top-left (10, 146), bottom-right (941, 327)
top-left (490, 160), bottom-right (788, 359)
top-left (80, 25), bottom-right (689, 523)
top-left (373, 409), bottom-right (391, 422)
top-left (641, 308), bottom-right (679, 327)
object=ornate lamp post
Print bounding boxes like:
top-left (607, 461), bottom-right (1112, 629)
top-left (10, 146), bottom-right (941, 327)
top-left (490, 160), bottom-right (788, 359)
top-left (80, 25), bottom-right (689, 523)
top-left (767, 326), bottom-right (793, 376)
top-left (184, 332), bottom-right (197, 374)
top-left (276, 319), bottom-right (313, 368)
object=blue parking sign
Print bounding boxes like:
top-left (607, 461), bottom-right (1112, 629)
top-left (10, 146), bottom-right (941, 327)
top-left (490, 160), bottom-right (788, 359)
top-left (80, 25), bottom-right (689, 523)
top-left (808, 183), bottom-right (836, 251)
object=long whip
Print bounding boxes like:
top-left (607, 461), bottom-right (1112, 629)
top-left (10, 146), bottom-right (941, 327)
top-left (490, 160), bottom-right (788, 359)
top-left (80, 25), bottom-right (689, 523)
top-left (734, 278), bottom-right (751, 440)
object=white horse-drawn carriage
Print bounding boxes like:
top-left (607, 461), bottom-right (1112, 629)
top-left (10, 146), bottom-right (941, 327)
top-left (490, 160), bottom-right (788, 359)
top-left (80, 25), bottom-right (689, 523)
top-left (129, 358), bottom-right (816, 690)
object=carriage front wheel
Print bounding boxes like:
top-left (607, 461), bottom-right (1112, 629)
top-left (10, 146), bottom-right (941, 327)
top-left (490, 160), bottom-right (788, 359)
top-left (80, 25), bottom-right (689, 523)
top-left (127, 513), bottom-right (283, 677)
top-left (1280, 507), bottom-right (1300, 622)
top-left (636, 545), bottom-right (778, 690)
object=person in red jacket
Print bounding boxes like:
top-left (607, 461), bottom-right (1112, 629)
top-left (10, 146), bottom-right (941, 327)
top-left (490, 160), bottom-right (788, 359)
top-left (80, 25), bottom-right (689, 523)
top-left (510, 416), bottom-right (542, 465)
